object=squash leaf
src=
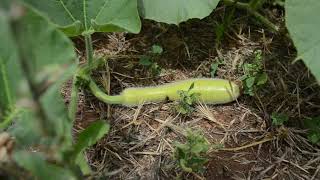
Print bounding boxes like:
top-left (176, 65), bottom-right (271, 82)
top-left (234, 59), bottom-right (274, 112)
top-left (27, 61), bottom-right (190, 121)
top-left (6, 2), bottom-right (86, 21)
top-left (138, 0), bottom-right (219, 25)
top-left (286, 0), bottom-right (320, 82)
top-left (21, 0), bottom-right (141, 36)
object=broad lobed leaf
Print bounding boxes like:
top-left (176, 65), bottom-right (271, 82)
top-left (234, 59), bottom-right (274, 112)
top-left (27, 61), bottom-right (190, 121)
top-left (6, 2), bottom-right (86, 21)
top-left (138, 0), bottom-right (220, 25)
top-left (21, 0), bottom-right (141, 36)
top-left (285, 0), bottom-right (320, 82)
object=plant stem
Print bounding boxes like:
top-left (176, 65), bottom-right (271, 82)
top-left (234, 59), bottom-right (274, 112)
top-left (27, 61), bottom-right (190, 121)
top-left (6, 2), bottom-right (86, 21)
top-left (88, 78), bottom-right (123, 105)
top-left (84, 35), bottom-right (93, 66)
top-left (68, 74), bottom-right (79, 121)
top-left (83, 0), bottom-right (93, 66)
top-left (0, 61), bottom-right (13, 113)
top-left (223, 0), bottom-right (279, 33)
top-left (0, 109), bottom-right (21, 130)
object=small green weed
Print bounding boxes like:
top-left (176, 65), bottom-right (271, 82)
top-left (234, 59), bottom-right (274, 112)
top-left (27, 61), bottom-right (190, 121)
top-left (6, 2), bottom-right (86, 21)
top-left (304, 116), bottom-right (320, 144)
top-left (139, 44), bottom-right (163, 76)
top-left (174, 130), bottom-right (209, 173)
top-left (175, 83), bottom-right (200, 115)
top-left (210, 58), bottom-right (224, 78)
top-left (240, 50), bottom-right (268, 96)
top-left (271, 112), bottom-right (289, 126)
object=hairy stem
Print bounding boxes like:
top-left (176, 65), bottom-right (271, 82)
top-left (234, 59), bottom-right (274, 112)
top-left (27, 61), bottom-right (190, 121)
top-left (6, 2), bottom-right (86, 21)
top-left (84, 35), bottom-right (93, 66)
top-left (223, 0), bottom-right (279, 33)
top-left (68, 74), bottom-right (79, 121)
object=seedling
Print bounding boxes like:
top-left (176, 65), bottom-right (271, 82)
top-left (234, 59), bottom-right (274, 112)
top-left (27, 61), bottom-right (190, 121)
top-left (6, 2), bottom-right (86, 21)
top-left (139, 44), bottom-right (163, 76)
top-left (174, 130), bottom-right (209, 173)
top-left (210, 58), bottom-right (224, 78)
top-left (271, 112), bottom-right (289, 126)
top-left (240, 50), bottom-right (268, 96)
top-left (304, 117), bottom-right (320, 144)
top-left (175, 83), bottom-right (200, 115)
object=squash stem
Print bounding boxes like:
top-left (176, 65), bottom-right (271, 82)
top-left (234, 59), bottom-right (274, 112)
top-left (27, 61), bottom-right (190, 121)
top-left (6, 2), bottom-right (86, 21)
top-left (223, 0), bottom-right (279, 33)
top-left (84, 35), bottom-right (93, 66)
top-left (88, 78), bottom-right (123, 105)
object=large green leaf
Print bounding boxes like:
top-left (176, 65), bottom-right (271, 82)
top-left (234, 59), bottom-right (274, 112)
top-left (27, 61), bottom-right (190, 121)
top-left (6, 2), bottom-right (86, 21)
top-left (21, 0), bottom-right (141, 36)
top-left (286, 0), bottom-right (320, 82)
top-left (13, 10), bottom-right (76, 142)
top-left (14, 151), bottom-right (76, 180)
top-left (138, 0), bottom-right (219, 25)
top-left (0, 12), bottom-right (22, 114)
top-left (0, 8), bottom-right (76, 147)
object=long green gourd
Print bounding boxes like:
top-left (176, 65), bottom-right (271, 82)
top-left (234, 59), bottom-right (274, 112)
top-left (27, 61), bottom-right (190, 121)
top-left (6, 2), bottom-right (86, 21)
top-left (89, 78), bottom-right (240, 106)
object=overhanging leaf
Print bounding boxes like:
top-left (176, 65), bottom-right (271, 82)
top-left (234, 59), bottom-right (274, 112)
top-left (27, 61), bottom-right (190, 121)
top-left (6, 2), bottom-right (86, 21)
top-left (14, 151), bottom-right (77, 180)
top-left (285, 0), bottom-right (320, 82)
top-left (138, 0), bottom-right (219, 25)
top-left (0, 13), bottom-right (22, 114)
top-left (21, 0), bottom-right (141, 36)
top-left (12, 10), bottom-right (76, 144)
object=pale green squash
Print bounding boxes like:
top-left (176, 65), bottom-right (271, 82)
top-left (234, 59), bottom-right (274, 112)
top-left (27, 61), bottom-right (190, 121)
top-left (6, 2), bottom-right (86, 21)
top-left (90, 78), bottom-right (240, 106)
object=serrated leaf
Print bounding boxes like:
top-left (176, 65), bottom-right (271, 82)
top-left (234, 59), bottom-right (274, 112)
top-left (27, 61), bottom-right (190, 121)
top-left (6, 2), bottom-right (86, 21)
top-left (75, 153), bottom-right (92, 175)
top-left (138, 0), bottom-right (219, 25)
top-left (14, 151), bottom-right (76, 180)
top-left (285, 0), bottom-right (320, 82)
top-left (21, 0), bottom-right (141, 36)
top-left (73, 120), bottom-right (110, 156)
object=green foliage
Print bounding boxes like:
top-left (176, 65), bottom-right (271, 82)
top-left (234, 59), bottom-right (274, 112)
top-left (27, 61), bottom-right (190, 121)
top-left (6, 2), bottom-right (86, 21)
top-left (174, 130), bottom-right (209, 173)
top-left (139, 44), bottom-right (163, 76)
top-left (240, 50), bottom-right (268, 96)
top-left (138, 0), bottom-right (220, 25)
top-left (0, 13), bottom-right (21, 115)
top-left (21, 0), bottom-right (141, 36)
top-left (304, 117), bottom-right (320, 144)
top-left (249, 0), bottom-right (266, 9)
top-left (72, 121), bottom-right (110, 157)
top-left (14, 151), bottom-right (77, 180)
top-left (65, 120), bottom-right (110, 174)
top-left (271, 112), bottom-right (289, 126)
top-left (210, 58), bottom-right (224, 78)
top-left (0, 4), bottom-right (109, 178)
top-left (175, 83), bottom-right (200, 115)
top-left (214, 7), bottom-right (235, 47)
top-left (151, 44), bottom-right (163, 54)
top-left (286, 0), bottom-right (320, 82)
